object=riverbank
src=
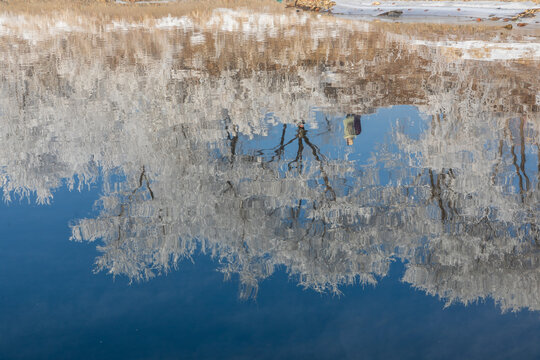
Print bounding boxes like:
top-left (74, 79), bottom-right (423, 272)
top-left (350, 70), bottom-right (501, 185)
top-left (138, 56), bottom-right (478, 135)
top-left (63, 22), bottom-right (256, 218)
top-left (0, 0), bottom-right (539, 46)
top-left (1, 0), bottom-right (538, 22)
top-left (0, 0), bottom-right (283, 18)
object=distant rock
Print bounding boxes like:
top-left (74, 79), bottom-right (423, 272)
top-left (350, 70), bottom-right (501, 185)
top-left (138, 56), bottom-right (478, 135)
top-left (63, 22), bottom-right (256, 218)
top-left (378, 10), bottom-right (403, 17)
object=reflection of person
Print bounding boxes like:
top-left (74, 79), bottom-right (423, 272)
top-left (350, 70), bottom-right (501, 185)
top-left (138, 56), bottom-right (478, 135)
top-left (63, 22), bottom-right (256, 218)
top-left (297, 120), bottom-right (306, 137)
top-left (343, 114), bottom-right (362, 145)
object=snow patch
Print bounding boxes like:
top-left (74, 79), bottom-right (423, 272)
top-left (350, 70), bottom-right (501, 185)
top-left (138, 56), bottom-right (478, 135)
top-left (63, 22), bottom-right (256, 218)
top-left (334, 0), bottom-right (539, 22)
top-left (155, 15), bottom-right (195, 30)
top-left (410, 39), bottom-right (540, 60)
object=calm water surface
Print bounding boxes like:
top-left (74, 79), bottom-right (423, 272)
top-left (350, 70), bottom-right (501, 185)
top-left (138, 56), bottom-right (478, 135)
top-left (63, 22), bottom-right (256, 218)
top-left (0, 7), bottom-right (539, 359)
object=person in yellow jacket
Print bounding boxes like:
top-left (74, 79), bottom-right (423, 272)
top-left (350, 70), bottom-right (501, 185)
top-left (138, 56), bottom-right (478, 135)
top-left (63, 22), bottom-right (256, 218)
top-left (343, 114), bottom-right (362, 145)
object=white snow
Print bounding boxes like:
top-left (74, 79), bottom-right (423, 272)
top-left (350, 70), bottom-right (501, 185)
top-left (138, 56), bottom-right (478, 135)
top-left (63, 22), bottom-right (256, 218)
top-left (333, 0), bottom-right (539, 23)
top-left (155, 15), bottom-right (195, 30)
top-left (409, 39), bottom-right (540, 60)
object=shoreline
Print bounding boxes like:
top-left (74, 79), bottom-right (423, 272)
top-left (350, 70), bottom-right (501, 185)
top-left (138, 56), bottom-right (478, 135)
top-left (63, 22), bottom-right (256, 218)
top-left (0, 1), bottom-right (539, 38)
top-left (1, 0), bottom-right (538, 18)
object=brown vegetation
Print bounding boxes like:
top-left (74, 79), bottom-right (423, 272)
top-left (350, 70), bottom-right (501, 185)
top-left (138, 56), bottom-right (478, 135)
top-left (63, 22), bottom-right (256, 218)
top-left (286, 0), bottom-right (336, 12)
top-left (0, 0), bottom-right (283, 19)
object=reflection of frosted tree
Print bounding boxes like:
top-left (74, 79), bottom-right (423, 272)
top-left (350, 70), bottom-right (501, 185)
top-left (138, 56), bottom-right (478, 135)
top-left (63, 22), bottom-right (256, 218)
top-left (391, 115), bottom-right (540, 312)
top-left (71, 117), bottom-right (384, 297)
top-left (0, 10), bottom-right (539, 309)
top-left (66, 110), bottom-right (539, 308)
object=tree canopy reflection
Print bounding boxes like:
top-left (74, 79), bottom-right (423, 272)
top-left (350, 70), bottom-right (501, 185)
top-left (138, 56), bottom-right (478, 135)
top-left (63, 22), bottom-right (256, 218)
top-left (64, 110), bottom-right (538, 311)
top-left (0, 9), bottom-right (538, 311)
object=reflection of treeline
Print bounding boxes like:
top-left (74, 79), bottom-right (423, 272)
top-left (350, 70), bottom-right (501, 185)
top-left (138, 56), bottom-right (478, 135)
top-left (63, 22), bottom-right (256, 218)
top-left (68, 112), bottom-right (539, 309)
top-left (0, 7), bottom-right (539, 310)
top-left (1, 9), bottom-right (538, 119)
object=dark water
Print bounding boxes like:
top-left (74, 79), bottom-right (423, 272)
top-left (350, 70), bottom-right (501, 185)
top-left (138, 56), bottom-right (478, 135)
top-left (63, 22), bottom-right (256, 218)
top-left (0, 8), bottom-right (539, 359)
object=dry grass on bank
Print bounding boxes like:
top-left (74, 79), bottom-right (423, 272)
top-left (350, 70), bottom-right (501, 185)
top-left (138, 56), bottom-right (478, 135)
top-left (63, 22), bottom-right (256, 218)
top-left (0, 0), bottom-right (283, 19)
top-left (0, 0), bottom-right (537, 36)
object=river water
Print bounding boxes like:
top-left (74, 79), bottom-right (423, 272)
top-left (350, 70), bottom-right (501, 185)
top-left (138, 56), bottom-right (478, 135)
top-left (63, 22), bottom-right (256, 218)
top-left (0, 6), bottom-right (539, 359)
